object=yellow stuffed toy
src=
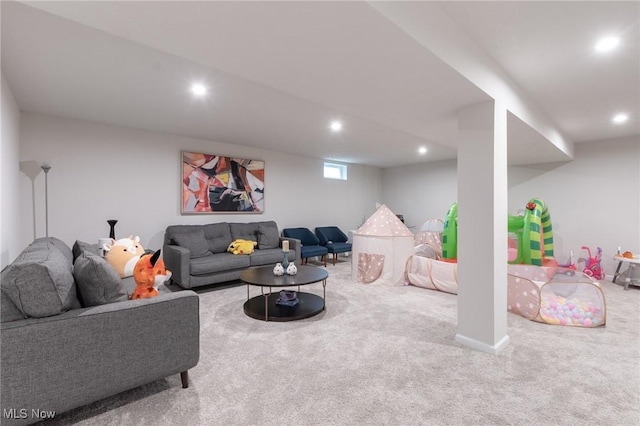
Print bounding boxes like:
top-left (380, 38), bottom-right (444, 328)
top-left (227, 239), bottom-right (257, 255)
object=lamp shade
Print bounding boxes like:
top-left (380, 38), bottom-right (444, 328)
top-left (19, 161), bottom-right (42, 180)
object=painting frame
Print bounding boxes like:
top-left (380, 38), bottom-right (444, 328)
top-left (181, 150), bottom-right (265, 214)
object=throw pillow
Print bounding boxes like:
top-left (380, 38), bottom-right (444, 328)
top-left (73, 252), bottom-right (128, 307)
top-left (1, 245), bottom-right (78, 318)
top-left (257, 222), bottom-right (280, 249)
top-left (23, 237), bottom-right (74, 265)
top-left (172, 229), bottom-right (212, 259)
top-left (1, 291), bottom-right (26, 322)
top-left (72, 240), bottom-right (100, 262)
top-left (230, 222), bottom-right (258, 242)
top-left (202, 223), bottom-right (232, 253)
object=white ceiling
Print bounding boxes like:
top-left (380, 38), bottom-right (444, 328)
top-left (2, 1), bottom-right (638, 168)
top-left (440, 1), bottom-right (640, 143)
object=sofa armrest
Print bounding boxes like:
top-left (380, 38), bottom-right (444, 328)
top-left (163, 243), bottom-right (191, 288)
top-left (281, 237), bottom-right (301, 262)
top-left (1, 291), bottom-right (199, 425)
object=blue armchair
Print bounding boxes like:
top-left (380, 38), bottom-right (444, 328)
top-left (315, 226), bottom-right (352, 265)
top-left (282, 228), bottom-right (328, 266)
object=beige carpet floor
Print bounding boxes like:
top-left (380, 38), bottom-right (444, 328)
top-left (39, 260), bottom-right (639, 426)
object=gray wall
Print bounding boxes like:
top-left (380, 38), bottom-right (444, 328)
top-left (9, 108), bottom-right (640, 278)
top-left (1, 74), bottom-right (21, 268)
top-left (381, 159), bottom-right (457, 230)
top-left (508, 136), bottom-right (639, 275)
top-left (382, 136), bottom-right (640, 275)
top-left (17, 112), bottom-right (383, 253)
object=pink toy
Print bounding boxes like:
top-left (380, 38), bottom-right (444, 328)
top-left (557, 250), bottom-right (577, 275)
top-left (580, 246), bottom-right (604, 280)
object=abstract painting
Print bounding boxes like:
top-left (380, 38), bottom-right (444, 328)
top-left (182, 151), bottom-right (265, 213)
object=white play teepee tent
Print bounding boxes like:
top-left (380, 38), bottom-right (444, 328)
top-left (352, 204), bottom-right (414, 286)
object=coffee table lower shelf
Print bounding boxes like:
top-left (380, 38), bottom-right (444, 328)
top-left (243, 291), bottom-right (324, 322)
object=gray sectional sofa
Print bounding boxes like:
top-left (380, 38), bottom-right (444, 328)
top-left (1, 237), bottom-right (199, 425)
top-left (164, 220), bottom-right (300, 288)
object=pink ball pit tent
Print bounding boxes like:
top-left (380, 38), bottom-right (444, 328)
top-left (507, 265), bottom-right (606, 327)
top-left (352, 205), bottom-right (414, 286)
top-left (406, 256), bottom-right (606, 327)
top-left (406, 217), bottom-right (606, 327)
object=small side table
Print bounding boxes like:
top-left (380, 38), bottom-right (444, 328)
top-left (612, 255), bottom-right (640, 290)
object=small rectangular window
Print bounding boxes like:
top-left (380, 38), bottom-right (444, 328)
top-left (324, 162), bottom-right (347, 180)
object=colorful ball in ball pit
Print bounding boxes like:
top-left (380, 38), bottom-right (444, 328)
top-left (540, 295), bottom-right (604, 327)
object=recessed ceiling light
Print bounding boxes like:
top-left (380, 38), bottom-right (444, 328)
top-left (612, 113), bottom-right (628, 124)
top-left (595, 36), bottom-right (620, 52)
top-left (330, 121), bottom-right (343, 132)
top-left (418, 147), bottom-right (428, 155)
top-left (191, 83), bottom-right (208, 96)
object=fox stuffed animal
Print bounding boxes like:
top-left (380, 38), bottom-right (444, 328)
top-left (131, 250), bottom-right (172, 300)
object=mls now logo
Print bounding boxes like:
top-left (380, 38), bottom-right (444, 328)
top-left (2, 409), bottom-right (27, 419)
top-left (3, 408), bottom-right (56, 420)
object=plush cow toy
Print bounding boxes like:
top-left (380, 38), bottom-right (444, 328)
top-left (131, 250), bottom-right (172, 300)
top-left (103, 235), bottom-right (145, 278)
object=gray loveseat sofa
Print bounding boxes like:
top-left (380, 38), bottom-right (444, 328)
top-left (164, 220), bottom-right (300, 289)
top-left (1, 237), bottom-right (199, 425)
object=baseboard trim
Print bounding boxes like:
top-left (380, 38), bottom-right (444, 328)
top-left (455, 333), bottom-right (510, 355)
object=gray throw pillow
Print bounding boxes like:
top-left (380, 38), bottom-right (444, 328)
top-left (257, 222), bottom-right (280, 249)
top-left (172, 229), bottom-right (212, 258)
top-left (230, 222), bottom-right (258, 242)
top-left (1, 291), bottom-right (26, 322)
top-left (72, 240), bottom-right (101, 262)
top-left (73, 252), bottom-right (128, 307)
top-left (27, 237), bottom-right (74, 264)
top-left (203, 223), bottom-right (232, 253)
top-left (1, 245), bottom-right (78, 318)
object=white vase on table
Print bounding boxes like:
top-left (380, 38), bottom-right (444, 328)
top-left (286, 262), bottom-right (297, 275)
top-left (273, 263), bottom-right (285, 276)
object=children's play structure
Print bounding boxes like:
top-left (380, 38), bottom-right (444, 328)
top-left (405, 198), bottom-right (606, 327)
top-left (441, 198), bottom-right (555, 266)
top-left (352, 204), bottom-right (414, 286)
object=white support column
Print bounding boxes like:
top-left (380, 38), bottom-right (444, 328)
top-left (455, 101), bottom-right (509, 354)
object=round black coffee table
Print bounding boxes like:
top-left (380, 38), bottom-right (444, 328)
top-left (240, 265), bottom-right (329, 321)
